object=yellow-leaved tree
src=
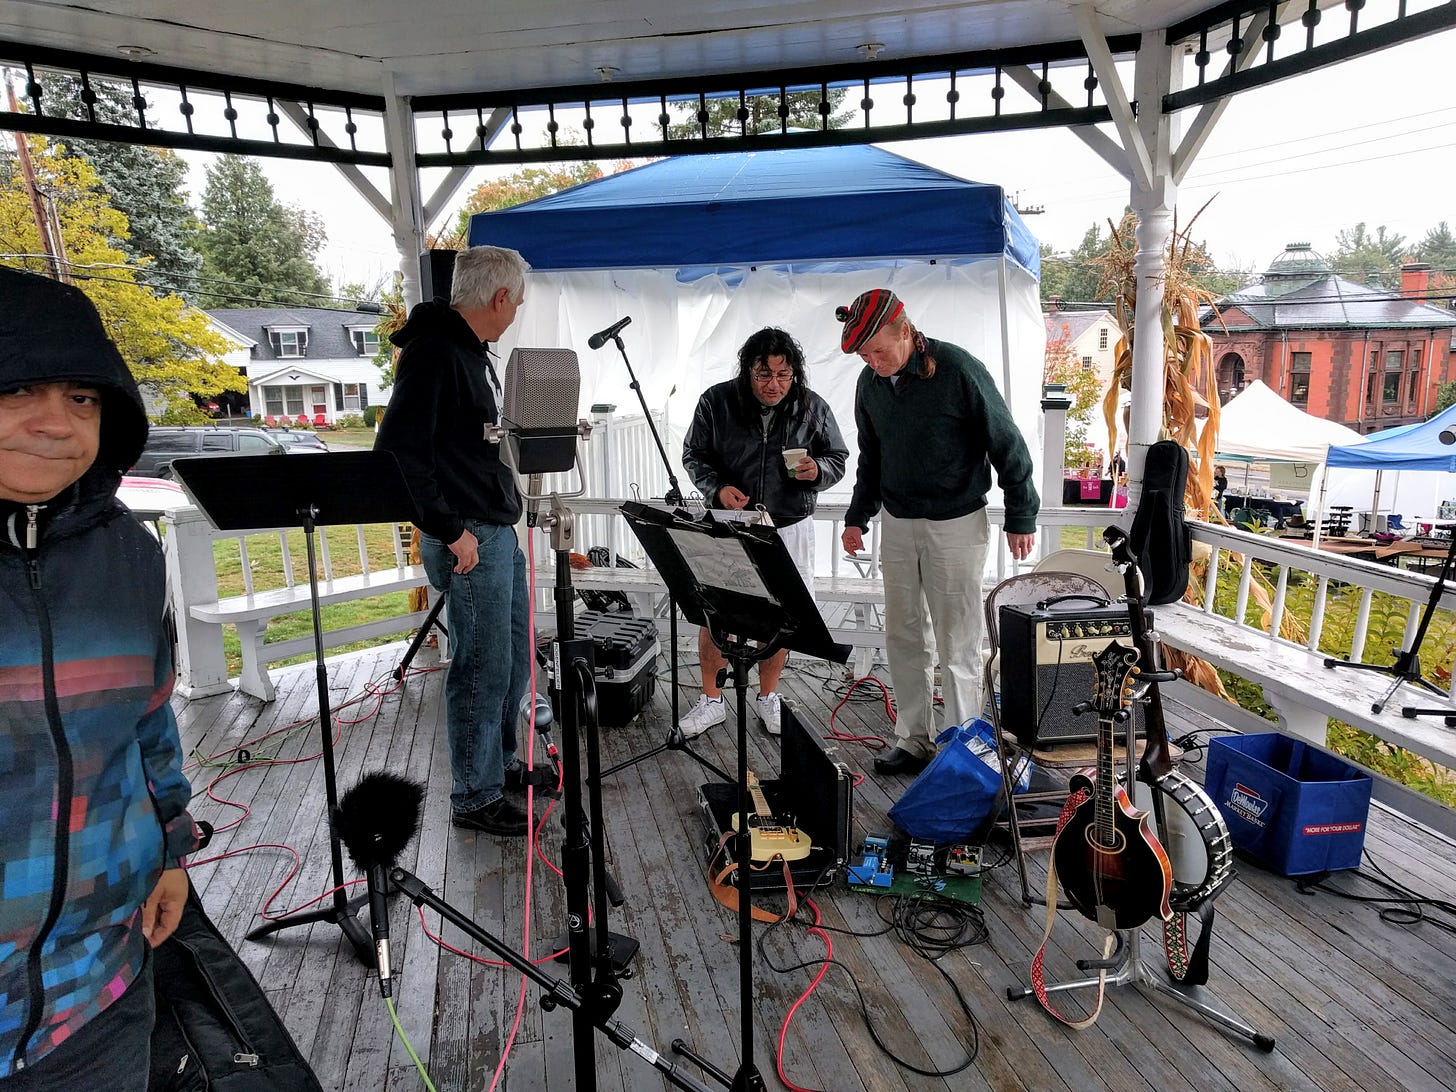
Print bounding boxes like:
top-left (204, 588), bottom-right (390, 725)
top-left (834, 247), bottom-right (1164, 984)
top-left (0, 138), bottom-right (241, 419)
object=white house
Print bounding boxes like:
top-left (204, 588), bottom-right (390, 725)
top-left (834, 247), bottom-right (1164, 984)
top-left (1044, 306), bottom-right (1120, 393)
top-left (206, 306), bottom-right (391, 426)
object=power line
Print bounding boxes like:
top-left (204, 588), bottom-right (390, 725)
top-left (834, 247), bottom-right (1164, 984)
top-left (0, 254), bottom-right (380, 311)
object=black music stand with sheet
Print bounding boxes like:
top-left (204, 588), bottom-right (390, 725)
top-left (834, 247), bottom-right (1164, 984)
top-left (620, 500), bottom-right (847, 1092)
top-left (172, 450), bottom-right (418, 965)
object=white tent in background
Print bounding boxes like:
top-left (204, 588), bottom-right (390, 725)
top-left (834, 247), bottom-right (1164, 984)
top-left (1213, 380), bottom-right (1365, 464)
top-left (1205, 380), bottom-right (1366, 511)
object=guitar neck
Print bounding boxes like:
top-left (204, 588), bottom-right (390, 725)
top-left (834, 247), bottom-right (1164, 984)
top-left (748, 782), bottom-right (773, 820)
top-left (1094, 711), bottom-right (1119, 847)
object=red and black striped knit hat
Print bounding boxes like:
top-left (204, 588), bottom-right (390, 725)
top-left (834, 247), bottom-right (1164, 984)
top-left (836, 289), bottom-right (904, 353)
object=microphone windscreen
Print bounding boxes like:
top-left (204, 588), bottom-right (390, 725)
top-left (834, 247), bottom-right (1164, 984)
top-left (502, 348), bottom-right (580, 430)
top-left (335, 772), bottom-right (426, 873)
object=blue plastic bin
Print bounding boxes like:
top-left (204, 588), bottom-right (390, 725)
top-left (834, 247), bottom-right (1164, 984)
top-left (1204, 733), bottom-right (1372, 876)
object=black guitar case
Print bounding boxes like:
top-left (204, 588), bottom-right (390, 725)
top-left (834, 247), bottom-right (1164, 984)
top-left (1128, 439), bottom-right (1191, 605)
top-left (148, 887), bottom-right (324, 1091)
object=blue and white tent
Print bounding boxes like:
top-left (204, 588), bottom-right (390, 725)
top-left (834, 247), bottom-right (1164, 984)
top-left (470, 145), bottom-right (1044, 507)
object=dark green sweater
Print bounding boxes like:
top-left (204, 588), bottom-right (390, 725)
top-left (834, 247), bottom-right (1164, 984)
top-left (845, 337), bottom-right (1040, 534)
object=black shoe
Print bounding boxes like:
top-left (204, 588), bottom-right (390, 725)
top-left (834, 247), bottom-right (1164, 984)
top-left (873, 746), bottom-right (929, 776)
top-left (452, 798), bottom-right (530, 836)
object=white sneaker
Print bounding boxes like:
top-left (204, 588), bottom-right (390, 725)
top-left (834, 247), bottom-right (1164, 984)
top-left (679, 695), bottom-right (726, 739)
top-left (756, 692), bottom-right (782, 735)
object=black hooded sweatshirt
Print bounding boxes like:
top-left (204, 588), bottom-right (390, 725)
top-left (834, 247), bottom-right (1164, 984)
top-left (376, 300), bottom-right (521, 543)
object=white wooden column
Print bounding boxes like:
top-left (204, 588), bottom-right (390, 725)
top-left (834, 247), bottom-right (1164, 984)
top-left (1125, 33), bottom-right (1180, 513)
top-left (382, 73), bottom-right (426, 309)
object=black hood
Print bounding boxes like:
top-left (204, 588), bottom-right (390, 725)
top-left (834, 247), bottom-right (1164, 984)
top-left (389, 298), bottom-right (478, 351)
top-left (0, 265), bottom-right (149, 475)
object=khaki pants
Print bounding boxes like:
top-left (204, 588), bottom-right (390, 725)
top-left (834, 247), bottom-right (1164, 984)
top-left (880, 508), bottom-right (990, 757)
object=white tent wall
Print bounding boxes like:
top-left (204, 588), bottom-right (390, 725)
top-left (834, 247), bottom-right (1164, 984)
top-left (1324, 467), bottom-right (1456, 526)
top-left (495, 258), bottom-right (1045, 571)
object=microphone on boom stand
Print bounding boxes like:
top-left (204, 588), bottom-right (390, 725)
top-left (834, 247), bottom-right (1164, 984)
top-left (587, 316), bottom-right (632, 350)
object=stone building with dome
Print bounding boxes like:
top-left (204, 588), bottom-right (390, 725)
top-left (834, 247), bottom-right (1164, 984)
top-left (1202, 243), bottom-right (1456, 433)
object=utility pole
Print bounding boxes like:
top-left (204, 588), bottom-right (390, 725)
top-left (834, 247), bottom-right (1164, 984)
top-left (4, 68), bottom-right (66, 281)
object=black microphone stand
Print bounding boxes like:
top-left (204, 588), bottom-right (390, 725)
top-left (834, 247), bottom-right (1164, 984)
top-left (387, 865), bottom-right (713, 1092)
top-left (597, 328), bottom-right (733, 786)
top-left (1324, 519), bottom-right (1456, 721)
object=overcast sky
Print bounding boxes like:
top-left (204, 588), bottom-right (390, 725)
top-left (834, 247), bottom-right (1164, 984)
top-left (188, 23), bottom-right (1456, 296)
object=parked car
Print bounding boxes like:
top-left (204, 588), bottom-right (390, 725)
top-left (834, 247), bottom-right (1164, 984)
top-left (265, 428), bottom-right (330, 453)
top-left (131, 426), bottom-right (285, 478)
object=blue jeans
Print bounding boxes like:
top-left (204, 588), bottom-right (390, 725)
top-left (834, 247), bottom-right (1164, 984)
top-left (1, 947), bottom-right (153, 1090)
top-left (421, 522), bottom-right (529, 814)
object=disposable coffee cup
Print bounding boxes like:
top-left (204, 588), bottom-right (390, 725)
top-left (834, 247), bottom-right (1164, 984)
top-left (782, 448), bottom-right (808, 474)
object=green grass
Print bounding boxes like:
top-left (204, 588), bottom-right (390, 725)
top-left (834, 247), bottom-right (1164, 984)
top-left (215, 521), bottom-right (424, 674)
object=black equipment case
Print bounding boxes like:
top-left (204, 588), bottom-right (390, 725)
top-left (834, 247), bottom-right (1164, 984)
top-left (698, 702), bottom-right (853, 891)
top-left (573, 610), bottom-right (658, 727)
top-left (148, 887), bottom-right (323, 1091)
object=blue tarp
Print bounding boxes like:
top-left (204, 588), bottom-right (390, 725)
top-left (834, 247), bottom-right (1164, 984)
top-left (1326, 402), bottom-right (1456, 472)
top-left (467, 145), bottom-right (1039, 276)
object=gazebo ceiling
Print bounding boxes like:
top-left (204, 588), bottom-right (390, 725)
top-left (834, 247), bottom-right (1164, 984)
top-left (0, 0), bottom-right (1225, 97)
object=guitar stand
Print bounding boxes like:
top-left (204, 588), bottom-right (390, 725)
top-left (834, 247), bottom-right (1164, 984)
top-left (1324, 522), bottom-right (1456, 721)
top-left (1008, 926), bottom-right (1274, 1051)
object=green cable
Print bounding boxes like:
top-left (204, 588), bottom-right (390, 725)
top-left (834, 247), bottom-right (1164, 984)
top-left (386, 995), bottom-right (438, 1092)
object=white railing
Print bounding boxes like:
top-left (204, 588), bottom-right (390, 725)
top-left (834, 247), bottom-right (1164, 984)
top-left (1187, 520), bottom-right (1456, 678)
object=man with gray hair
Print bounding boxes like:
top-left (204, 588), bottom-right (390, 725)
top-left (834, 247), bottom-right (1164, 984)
top-left (378, 246), bottom-right (534, 836)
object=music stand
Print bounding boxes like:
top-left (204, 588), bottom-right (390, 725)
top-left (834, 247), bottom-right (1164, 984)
top-left (620, 501), bottom-right (848, 1092)
top-left (172, 450), bottom-right (418, 965)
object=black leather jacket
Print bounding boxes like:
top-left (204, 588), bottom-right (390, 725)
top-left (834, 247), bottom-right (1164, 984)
top-left (682, 380), bottom-right (848, 525)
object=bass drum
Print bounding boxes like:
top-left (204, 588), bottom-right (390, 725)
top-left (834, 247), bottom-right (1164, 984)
top-left (1133, 768), bottom-right (1234, 910)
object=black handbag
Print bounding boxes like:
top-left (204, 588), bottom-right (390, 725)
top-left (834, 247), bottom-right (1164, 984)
top-left (148, 887), bottom-right (324, 1091)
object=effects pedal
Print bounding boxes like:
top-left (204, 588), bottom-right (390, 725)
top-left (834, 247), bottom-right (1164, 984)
top-left (846, 834), bottom-right (894, 887)
top-left (906, 839), bottom-right (938, 876)
top-left (944, 843), bottom-right (981, 877)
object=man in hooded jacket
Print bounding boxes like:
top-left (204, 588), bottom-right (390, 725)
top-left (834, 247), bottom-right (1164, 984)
top-left (0, 266), bottom-right (200, 1087)
top-left (376, 246), bottom-right (533, 837)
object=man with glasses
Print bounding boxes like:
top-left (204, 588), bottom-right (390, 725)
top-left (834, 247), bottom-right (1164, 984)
top-left (680, 327), bottom-right (849, 737)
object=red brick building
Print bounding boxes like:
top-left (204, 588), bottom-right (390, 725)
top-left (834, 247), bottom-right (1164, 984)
top-left (1204, 244), bottom-right (1456, 434)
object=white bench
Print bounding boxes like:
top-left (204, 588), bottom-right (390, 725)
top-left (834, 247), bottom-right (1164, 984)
top-left (189, 565), bottom-right (433, 701)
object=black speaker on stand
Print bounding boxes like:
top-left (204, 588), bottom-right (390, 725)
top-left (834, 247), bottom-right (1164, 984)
top-left (419, 248), bottom-right (457, 302)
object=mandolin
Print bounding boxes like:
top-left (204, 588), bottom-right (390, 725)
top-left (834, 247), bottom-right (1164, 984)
top-left (1051, 641), bottom-right (1173, 931)
top-left (731, 771), bottom-right (812, 863)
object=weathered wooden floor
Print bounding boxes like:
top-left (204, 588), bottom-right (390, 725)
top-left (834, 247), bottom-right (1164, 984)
top-left (173, 639), bottom-right (1456, 1092)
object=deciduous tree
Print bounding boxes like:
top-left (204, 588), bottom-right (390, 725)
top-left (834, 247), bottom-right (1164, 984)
top-left (38, 76), bottom-right (204, 297)
top-left (0, 140), bottom-right (241, 419)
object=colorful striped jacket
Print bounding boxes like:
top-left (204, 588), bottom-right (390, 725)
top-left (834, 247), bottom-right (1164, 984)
top-left (0, 482), bottom-right (200, 1078)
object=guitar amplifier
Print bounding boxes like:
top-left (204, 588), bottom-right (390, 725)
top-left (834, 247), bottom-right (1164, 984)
top-left (998, 600), bottom-right (1148, 747)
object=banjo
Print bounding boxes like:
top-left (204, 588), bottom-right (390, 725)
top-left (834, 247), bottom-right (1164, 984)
top-left (1104, 525), bottom-right (1235, 978)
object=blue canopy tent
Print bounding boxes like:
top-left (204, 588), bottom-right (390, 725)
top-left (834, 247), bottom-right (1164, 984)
top-left (467, 145), bottom-right (1046, 511)
top-left (1316, 404), bottom-right (1456, 536)
top-left (467, 144), bottom-right (1040, 275)
top-left (1326, 402), bottom-right (1456, 472)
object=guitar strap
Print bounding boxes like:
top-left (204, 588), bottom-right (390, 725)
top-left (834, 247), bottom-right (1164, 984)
top-left (1030, 787), bottom-right (1115, 1029)
top-left (1162, 900), bottom-right (1216, 985)
top-left (708, 830), bottom-right (799, 924)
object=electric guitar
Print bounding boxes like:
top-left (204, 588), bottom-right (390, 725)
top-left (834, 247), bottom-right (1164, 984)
top-left (731, 771), bottom-right (812, 863)
top-left (1051, 641), bottom-right (1174, 931)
